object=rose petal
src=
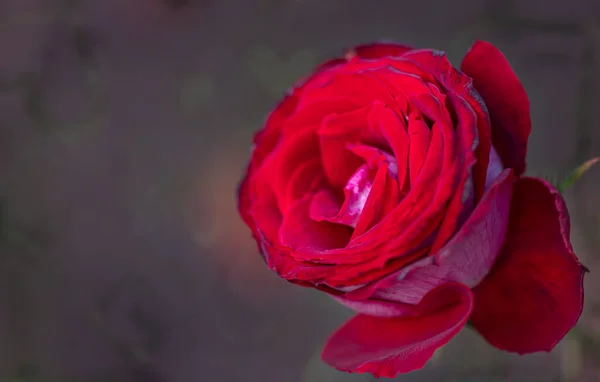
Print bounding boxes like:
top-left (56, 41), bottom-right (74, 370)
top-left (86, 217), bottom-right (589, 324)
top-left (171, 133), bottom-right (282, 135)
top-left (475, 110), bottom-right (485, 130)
top-left (407, 112), bottom-right (432, 186)
top-left (262, 128), bottom-right (321, 212)
top-left (298, 71), bottom-right (396, 111)
top-left (309, 165), bottom-right (375, 228)
top-left (293, 114), bottom-right (445, 270)
top-left (321, 282), bottom-right (473, 378)
top-left (371, 168), bottom-right (514, 305)
top-left (347, 42), bottom-right (414, 60)
top-left (318, 105), bottom-right (386, 188)
top-left (309, 189), bottom-right (343, 222)
top-left (470, 177), bottom-right (586, 354)
top-left (461, 41), bottom-right (532, 176)
top-left (367, 105), bottom-right (408, 188)
top-left (429, 92), bottom-right (478, 254)
top-left (403, 48), bottom-right (492, 201)
top-left (284, 158), bottom-right (326, 210)
top-left (352, 162), bottom-right (400, 238)
top-left (486, 145), bottom-right (504, 189)
top-left (347, 143), bottom-right (398, 178)
top-left (237, 92), bottom-right (298, 229)
top-left (247, 176), bottom-right (282, 244)
top-left (280, 196), bottom-right (352, 252)
top-left (282, 96), bottom-right (362, 138)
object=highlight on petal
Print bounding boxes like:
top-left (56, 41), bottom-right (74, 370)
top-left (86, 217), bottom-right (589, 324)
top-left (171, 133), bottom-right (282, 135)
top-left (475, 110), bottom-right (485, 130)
top-left (470, 177), bottom-right (586, 354)
top-left (461, 40), bottom-right (532, 176)
top-left (321, 283), bottom-right (473, 378)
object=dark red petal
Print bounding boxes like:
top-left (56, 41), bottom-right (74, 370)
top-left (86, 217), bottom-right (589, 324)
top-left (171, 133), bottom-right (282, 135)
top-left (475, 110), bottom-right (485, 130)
top-left (347, 42), bottom-right (413, 60)
top-left (321, 283), bottom-right (473, 378)
top-left (470, 177), bottom-right (585, 354)
top-left (461, 41), bottom-right (532, 176)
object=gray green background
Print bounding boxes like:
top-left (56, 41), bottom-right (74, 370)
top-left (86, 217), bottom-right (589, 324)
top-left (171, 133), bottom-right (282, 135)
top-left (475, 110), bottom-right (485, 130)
top-left (1, 0), bottom-right (599, 381)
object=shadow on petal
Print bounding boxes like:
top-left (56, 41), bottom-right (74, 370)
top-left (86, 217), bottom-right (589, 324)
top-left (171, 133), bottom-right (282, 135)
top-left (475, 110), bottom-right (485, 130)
top-left (470, 177), bottom-right (586, 354)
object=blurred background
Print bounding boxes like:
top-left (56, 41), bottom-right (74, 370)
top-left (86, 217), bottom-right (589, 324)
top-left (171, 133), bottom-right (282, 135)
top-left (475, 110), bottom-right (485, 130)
top-left (0, 0), bottom-right (599, 381)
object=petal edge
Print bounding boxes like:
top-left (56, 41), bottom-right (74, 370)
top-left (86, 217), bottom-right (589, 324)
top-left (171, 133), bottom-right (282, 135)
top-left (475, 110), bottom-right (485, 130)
top-left (470, 177), bottom-right (585, 354)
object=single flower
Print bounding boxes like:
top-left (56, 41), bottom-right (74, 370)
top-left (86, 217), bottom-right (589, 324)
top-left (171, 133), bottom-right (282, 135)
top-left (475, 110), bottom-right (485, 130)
top-left (237, 40), bottom-right (586, 378)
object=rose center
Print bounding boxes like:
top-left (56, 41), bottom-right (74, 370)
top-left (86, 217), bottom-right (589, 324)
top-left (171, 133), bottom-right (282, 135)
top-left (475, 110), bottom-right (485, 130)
top-left (309, 145), bottom-right (399, 229)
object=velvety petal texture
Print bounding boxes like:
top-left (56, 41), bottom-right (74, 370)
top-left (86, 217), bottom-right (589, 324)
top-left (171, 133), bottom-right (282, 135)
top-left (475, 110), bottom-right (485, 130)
top-left (237, 40), bottom-right (585, 378)
top-left (461, 41), bottom-right (532, 176)
top-left (470, 177), bottom-right (586, 353)
top-left (322, 283), bottom-right (473, 378)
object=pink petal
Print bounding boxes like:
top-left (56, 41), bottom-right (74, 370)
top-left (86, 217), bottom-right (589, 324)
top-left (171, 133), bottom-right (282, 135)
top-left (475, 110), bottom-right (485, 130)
top-left (486, 145), bottom-right (504, 189)
top-left (351, 162), bottom-right (400, 239)
top-left (461, 41), bottom-right (532, 176)
top-left (321, 282), bottom-right (473, 378)
top-left (470, 177), bottom-right (586, 353)
top-left (309, 165), bottom-right (375, 228)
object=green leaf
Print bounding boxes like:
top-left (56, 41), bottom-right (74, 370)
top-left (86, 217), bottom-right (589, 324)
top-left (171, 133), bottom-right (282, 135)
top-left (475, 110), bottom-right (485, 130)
top-left (558, 157), bottom-right (600, 192)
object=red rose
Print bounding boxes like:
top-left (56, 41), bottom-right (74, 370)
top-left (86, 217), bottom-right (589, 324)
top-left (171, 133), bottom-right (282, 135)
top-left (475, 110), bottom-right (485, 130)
top-left (237, 41), bottom-right (586, 377)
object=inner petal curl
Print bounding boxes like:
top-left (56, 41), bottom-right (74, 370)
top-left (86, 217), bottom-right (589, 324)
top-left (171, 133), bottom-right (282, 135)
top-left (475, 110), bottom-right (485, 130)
top-left (310, 164), bottom-right (376, 228)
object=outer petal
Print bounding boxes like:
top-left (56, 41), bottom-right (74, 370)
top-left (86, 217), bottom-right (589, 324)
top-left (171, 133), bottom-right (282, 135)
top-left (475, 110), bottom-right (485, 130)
top-left (237, 92), bottom-right (296, 230)
top-left (347, 42), bottom-right (413, 60)
top-left (470, 177), bottom-right (586, 354)
top-left (321, 283), bottom-right (473, 378)
top-left (461, 41), bottom-right (532, 176)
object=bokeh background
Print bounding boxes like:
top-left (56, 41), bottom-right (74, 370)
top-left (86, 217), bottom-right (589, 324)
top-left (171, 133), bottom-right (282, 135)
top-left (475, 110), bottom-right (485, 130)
top-left (1, 0), bottom-right (600, 381)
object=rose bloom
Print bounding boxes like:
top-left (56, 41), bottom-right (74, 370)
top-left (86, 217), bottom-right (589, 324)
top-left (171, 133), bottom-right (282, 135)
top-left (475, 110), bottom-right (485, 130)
top-left (237, 41), bottom-right (586, 378)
